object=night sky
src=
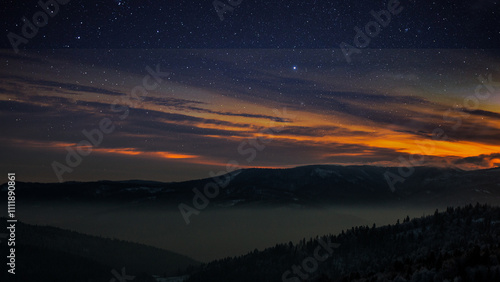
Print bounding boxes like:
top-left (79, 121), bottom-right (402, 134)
top-left (1, 0), bottom-right (499, 183)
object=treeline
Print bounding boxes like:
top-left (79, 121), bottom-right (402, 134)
top-left (186, 203), bottom-right (500, 281)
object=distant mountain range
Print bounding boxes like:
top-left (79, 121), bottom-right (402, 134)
top-left (2, 165), bottom-right (500, 207)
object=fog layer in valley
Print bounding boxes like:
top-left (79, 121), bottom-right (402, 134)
top-left (10, 202), bottom-right (443, 262)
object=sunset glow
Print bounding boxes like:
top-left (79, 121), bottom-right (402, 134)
top-left (1, 49), bottom-right (499, 182)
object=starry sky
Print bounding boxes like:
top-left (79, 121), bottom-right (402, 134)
top-left (1, 0), bottom-right (499, 49)
top-left (1, 1), bottom-right (499, 183)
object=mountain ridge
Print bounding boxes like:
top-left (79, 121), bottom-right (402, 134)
top-left (2, 165), bottom-right (499, 207)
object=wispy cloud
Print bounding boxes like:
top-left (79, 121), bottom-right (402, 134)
top-left (1, 49), bottom-right (499, 182)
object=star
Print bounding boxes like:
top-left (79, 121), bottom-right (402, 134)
top-left (293, 66), bottom-right (297, 70)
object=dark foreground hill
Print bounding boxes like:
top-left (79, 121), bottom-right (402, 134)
top-left (0, 219), bottom-right (200, 281)
top-left (186, 204), bottom-right (500, 282)
top-left (2, 165), bottom-right (500, 207)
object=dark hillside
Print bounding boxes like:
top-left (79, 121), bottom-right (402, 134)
top-left (187, 204), bottom-right (500, 282)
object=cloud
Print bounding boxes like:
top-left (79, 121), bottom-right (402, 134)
top-left (453, 153), bottom-right (500, 169)
top-left (0, 100), bottom-right (53, 113)
top-left (2, 49), bottom-right (500, 182)
top-left (142, 97), bottom-right (293, 122)
top-left (1, 74), bottom-right (125, 96)
top-left (463, 109), bottom-right (500, 120)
